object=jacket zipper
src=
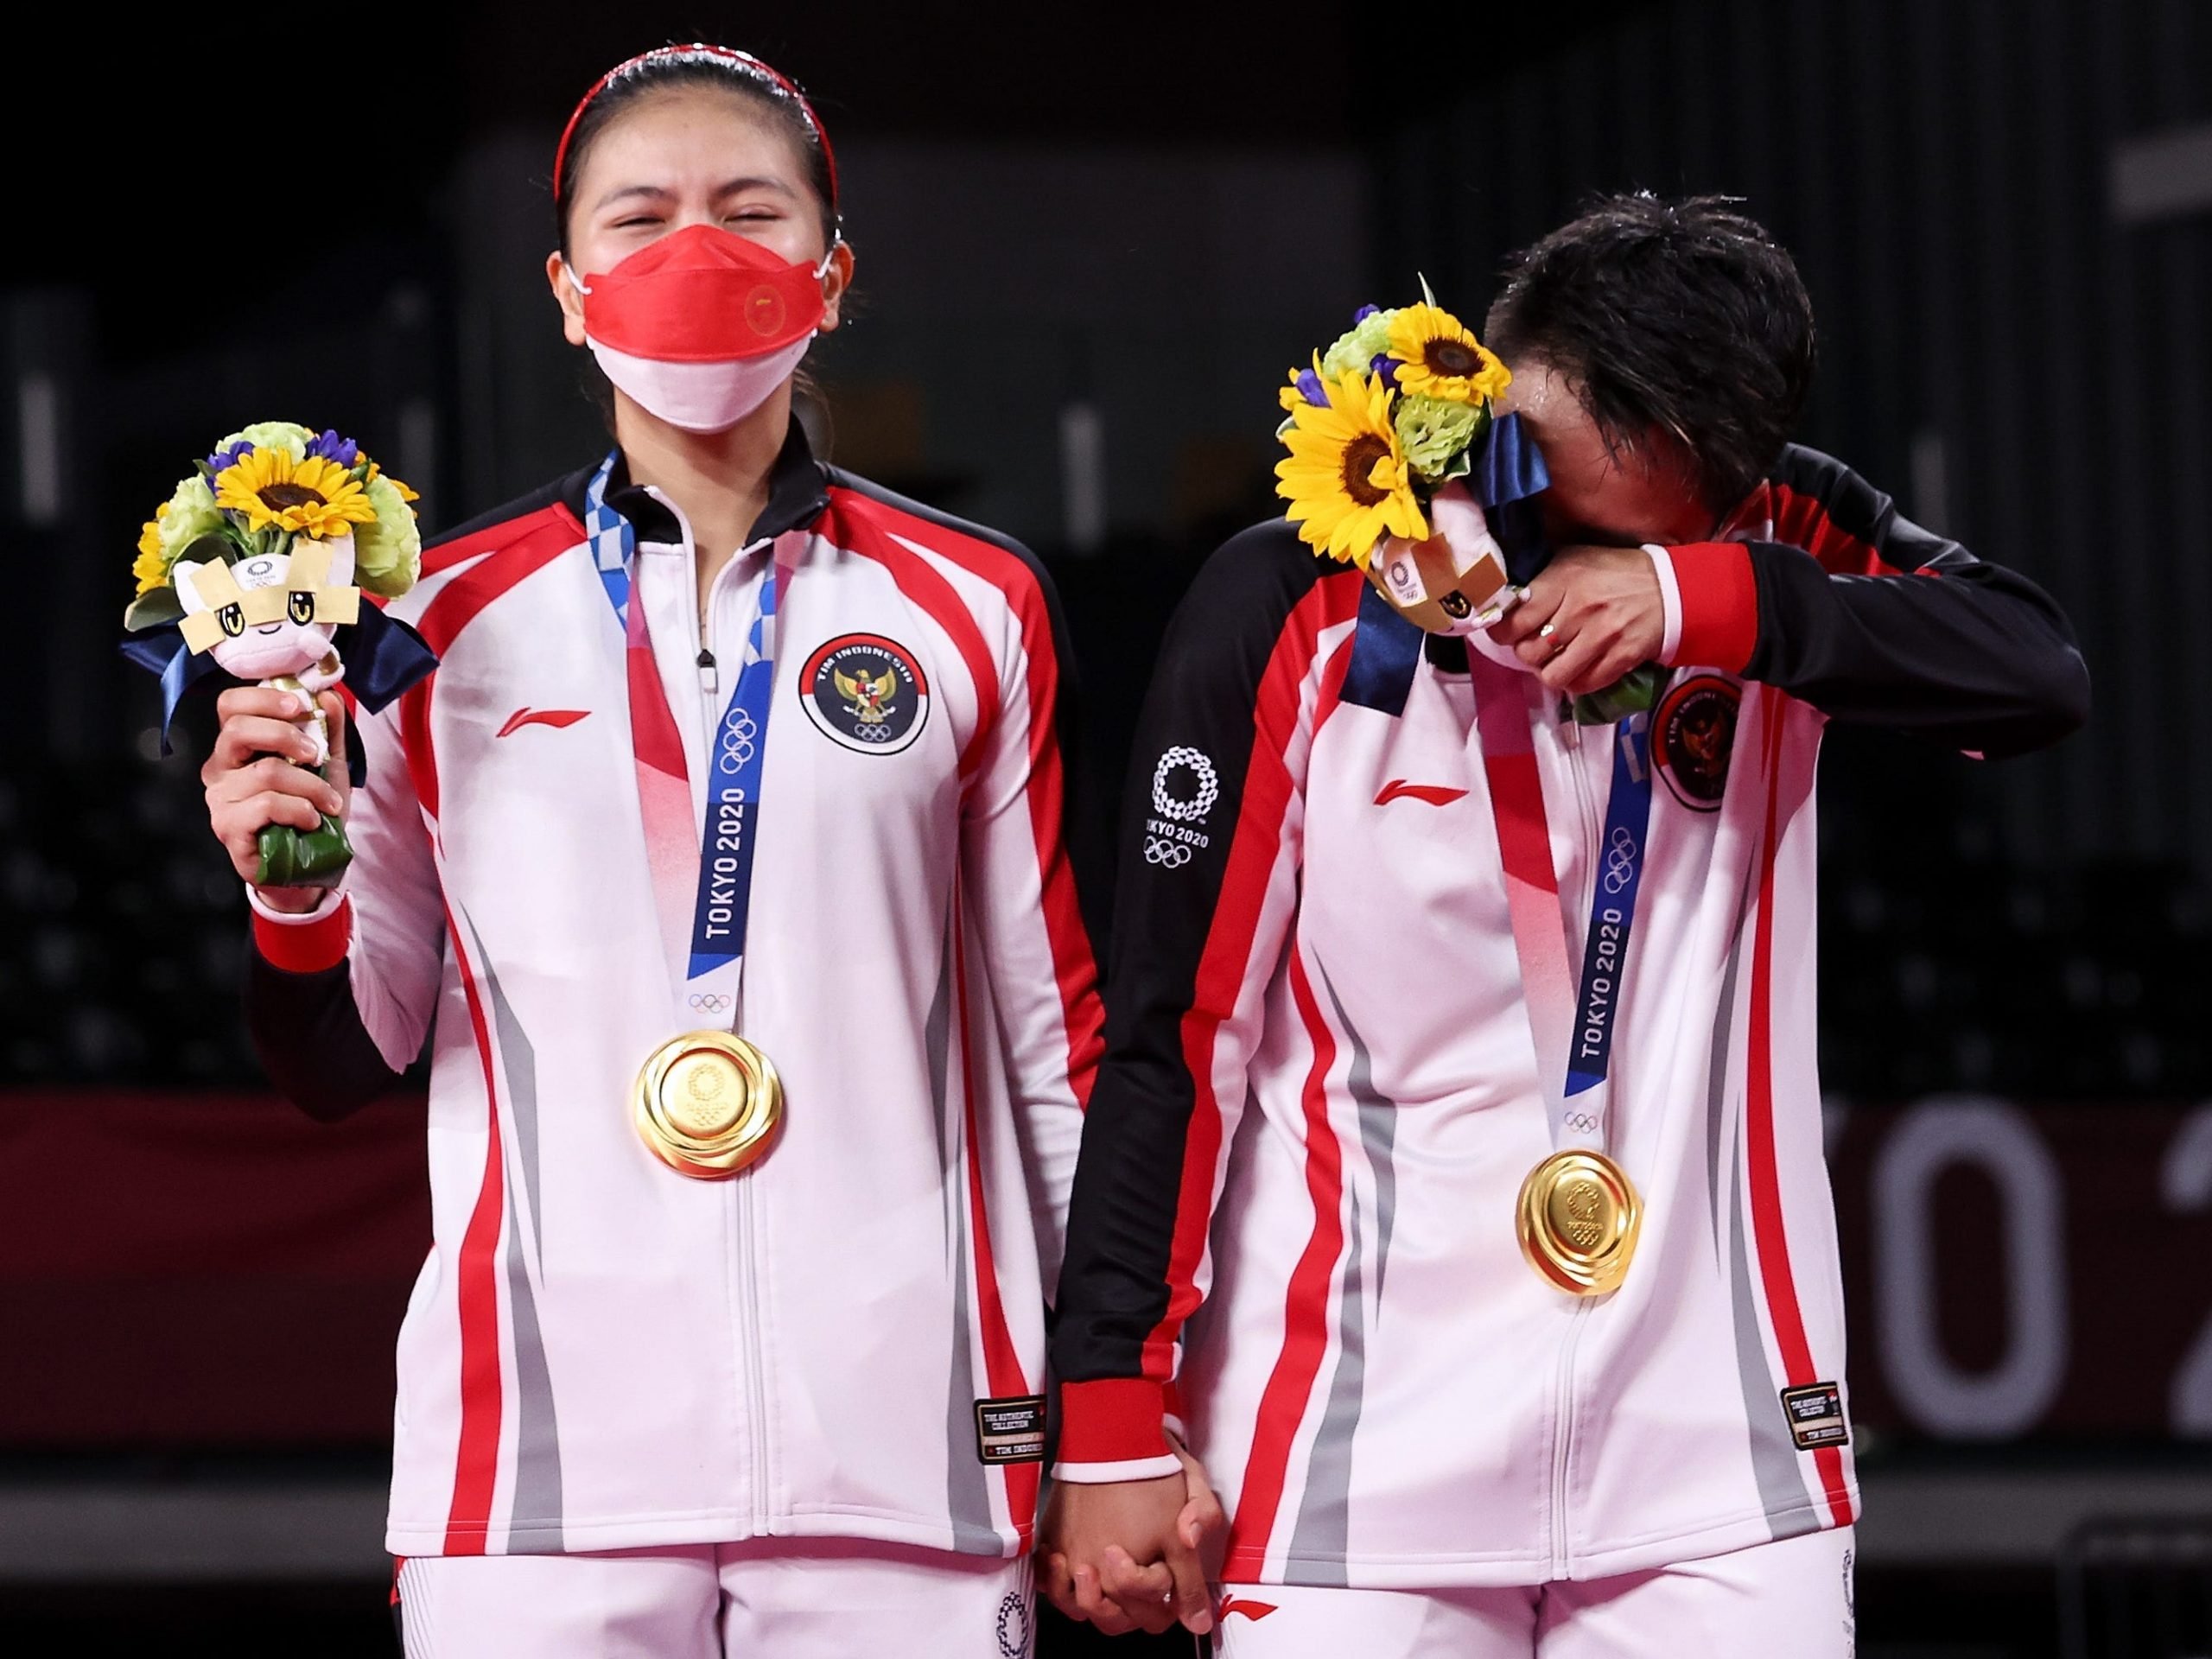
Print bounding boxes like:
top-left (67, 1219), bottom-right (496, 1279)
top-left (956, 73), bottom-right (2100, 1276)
top-left (677, 509), bottom-right (778, 1529)
top-left (1549, 701), bottom-right (1605, 1578)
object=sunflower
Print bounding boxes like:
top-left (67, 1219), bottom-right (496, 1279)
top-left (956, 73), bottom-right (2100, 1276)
top-left (214, 447), bottom-right (378, 539)
top-left (1274, 368), bottom-right (1428, 567)
top-left (1386, 303), bottom-right (1510, 406)
top-left (132, 510), bottom-right (171, 595)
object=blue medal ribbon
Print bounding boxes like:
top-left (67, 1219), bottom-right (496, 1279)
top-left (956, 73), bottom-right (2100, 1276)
top-left (1562, 715), bottom-right (1653, 1100)
top-left (585, 452), bottom-right (779, 995)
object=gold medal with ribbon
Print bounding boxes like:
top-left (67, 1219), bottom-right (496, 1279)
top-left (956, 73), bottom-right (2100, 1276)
top-left (1516, 1148), bottom-right (1643, 1296)
top-left (633, 1030), bottom-right (784, 1179)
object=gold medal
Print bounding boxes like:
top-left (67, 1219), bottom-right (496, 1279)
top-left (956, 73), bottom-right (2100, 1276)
top-left (633, 1031), bottom-right (783, 1179)
top-left (1516, 1149), bottom-right (1642, 1295)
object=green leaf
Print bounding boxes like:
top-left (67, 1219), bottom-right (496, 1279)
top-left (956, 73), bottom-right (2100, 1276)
top-left (123, 588), bottom-right (184, 631)
top-left (1568, 662), bottom-right (1668, 726)
top-left (178, 531), bottom-right (233, 568)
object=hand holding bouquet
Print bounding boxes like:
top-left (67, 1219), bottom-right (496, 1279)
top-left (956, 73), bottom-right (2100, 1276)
top-left (1274, 289), bottom-right (1666, 721)
top-left (121, 422), bottom-right (430, 887)
top-left (1274, 289), bottom-right (1519, 634)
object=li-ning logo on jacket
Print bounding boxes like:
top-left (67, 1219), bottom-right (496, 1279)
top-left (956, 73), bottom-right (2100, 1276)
top-left (1146, 746), bottom-right (1217, 868)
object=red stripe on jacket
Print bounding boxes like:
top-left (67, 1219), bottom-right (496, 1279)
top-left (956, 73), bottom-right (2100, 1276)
top-left (1142, 570), bottom-right (1363, 1385)
top-left (1745, 690), bottom-right (1854, 1528)
top-left (1221, 947), bottom-right (1349, 1579)
top-left (951, 887), bottom-right (1039, 1540)
top-left (440, 906), bottom-right (507, 1552)
top-left (1769, 482), bottom-right (1910, 577)
top-left (830, 497), bottom-right (1002, 776)
top-left (848, 487), bottom-right (1104, 1111)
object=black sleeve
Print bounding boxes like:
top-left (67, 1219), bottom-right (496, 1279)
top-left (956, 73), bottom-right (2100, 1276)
top-left (1740, 446), bottom-right (2090, 759)
top-left (244, 950), bottom-right (410, 1122)
top-left (1052, 522), bottom-right (1336, 1406)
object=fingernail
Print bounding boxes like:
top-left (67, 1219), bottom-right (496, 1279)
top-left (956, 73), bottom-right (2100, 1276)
top-left (284, 694), bottom-right (305, 715)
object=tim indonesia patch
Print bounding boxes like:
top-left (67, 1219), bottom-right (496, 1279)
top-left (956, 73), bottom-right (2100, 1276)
top-left (801, 632), bottom-right (930, 754)
top-left (1652, 673), bottom-right (1741, 810)
top-left (1781, 1382), bottom-right (1850, 1449)
top-left (974, 1395), bottom-right (1047, 1465)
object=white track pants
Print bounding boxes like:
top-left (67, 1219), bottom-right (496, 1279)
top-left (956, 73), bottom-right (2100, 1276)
top-left (397, 1536), bottom-right (1034, 1659)
top-left (1211, 1527), bottom-right (1855, 1659)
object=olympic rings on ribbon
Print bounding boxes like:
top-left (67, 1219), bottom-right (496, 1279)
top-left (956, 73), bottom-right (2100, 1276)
top-left (1602, 824), bottom-right (1639, 894)
top-left (1560, 1111), bottom-right (1600, 1134)
top-left (1142, 836), bottom-right (1194, 868)
top-left (688, 992), bottom-right (734, 1012)
top-left (718, 713), bottom-right (760, 771)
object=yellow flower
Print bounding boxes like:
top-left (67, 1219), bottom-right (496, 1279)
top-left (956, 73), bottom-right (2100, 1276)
top-left (215, 448), bottom-right (378, 539)
top-left (363, 461), bottom-right (419, 503)
top-left (133, 512), bottom-right (170, 594)
top-left (1274, 368), bottom-right (1428, 567)
top-left (1387, 303), bottom-right (1510, 406)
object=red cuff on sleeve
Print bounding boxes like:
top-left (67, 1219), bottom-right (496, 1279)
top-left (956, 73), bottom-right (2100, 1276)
top-left (252, 897), bottom-right (353, 975)
top-left (1665, 542), bottom-right (1760, 673)
top-left (1058, 1378), bottom-right (1172, 1465)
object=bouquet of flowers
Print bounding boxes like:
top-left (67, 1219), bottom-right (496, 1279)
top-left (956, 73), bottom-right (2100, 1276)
top-left (121, 421), bottom-right (434, 887)
top-left (1274, 286), bottom-right (1519, 633)
top-left (1274, 289), bottom-right (1664, 721)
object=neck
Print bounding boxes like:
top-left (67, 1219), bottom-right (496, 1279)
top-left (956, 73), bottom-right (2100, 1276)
top-left (613, 387), bottom-right (794, 601)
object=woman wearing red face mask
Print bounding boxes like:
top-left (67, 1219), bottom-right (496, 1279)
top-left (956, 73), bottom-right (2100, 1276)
top-left (199, 44), bottom-right (1110, 1656)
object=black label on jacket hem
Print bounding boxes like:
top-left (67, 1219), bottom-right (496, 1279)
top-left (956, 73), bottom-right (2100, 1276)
top-left (975, 1395), bottom-right (1047, 1465)
top-left (1782, 1382), bottom-right (1850, 1449)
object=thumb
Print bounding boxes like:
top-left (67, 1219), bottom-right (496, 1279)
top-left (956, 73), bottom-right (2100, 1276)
top-left (319, 691), bottom-right (351, 793)
top-left (1165, 1534), bottom-right (1214, 1636)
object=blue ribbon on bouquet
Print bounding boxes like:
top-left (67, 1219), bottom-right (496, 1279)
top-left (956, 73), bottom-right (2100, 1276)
top-left (118, 606), bottom-right (439, 788)
top-left (1341, 411), bottom-right (1551, 717)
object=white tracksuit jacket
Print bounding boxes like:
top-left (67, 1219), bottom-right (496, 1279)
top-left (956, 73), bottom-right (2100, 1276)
top-left (1049, 445), bottom-right (2087, 1587)
top-left (245, 427), bottom-right (1101, 1559)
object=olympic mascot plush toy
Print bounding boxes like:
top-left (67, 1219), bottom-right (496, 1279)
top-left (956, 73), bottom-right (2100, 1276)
top-left (121, 423), bottom-right (437, 887)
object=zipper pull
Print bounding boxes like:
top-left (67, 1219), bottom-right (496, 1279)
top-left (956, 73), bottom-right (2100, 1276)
top-left (697, 647), bottom-right (718, 696)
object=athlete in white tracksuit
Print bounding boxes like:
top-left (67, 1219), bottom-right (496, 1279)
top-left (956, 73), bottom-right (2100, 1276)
top-left (205, 46), bottom-right (1096, 1658)
top-left (1041, 197), bottom-right (2088, 1656)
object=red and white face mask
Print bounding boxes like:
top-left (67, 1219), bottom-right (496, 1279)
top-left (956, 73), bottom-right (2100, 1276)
top-left (568, 224), bottom-right (836, 433)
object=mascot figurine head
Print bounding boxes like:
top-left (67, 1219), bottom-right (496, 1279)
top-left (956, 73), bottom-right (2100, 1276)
top-left (174, 533), bottom-right (362, 688)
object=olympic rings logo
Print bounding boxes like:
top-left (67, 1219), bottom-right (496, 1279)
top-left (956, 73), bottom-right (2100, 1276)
top-left (1143, 836), bottom-right (1194, 868)
top-left (1151, 747), bottom-right (1219, 823)
top-left (688, 992), bottom-right (734, 1012)
top-left (719, 714), bottom-right (760, 770)
top-left (1560, 1111), bottom-right (1599, 1133)
top-left (1602, 825), bottom-right (1639, 893)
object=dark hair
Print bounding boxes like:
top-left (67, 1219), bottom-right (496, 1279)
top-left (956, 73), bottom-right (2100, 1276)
top-left (1484, 193), bottom-right (1815, 514)
top-left (554, 48), bottom-right (839, 257)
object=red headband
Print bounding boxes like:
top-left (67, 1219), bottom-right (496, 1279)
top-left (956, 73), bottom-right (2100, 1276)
top-left (553, 43), bottom-right (840, 216)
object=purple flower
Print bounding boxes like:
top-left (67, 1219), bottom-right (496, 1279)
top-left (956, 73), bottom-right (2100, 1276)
top-left (305, 429), bottom-right (360, 467)
top-left (205, 440), bottom-right (254, 476)
top-left (1370, 353), bottom-right (1401, 390)
top-left (1353, 304), bottom-right (1380, 322)
top-left (1295, 367), bottom-right (1328, 407)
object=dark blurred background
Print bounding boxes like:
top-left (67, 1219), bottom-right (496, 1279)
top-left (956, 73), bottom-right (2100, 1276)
top-left (3, 2), bottom-right (2209, 1654)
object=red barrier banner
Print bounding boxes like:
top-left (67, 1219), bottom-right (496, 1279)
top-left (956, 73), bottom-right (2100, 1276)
top-left (2, 1091), bottom-right (2206, 1447)
top-left (0, 1090), bottom-right (429, 1445)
